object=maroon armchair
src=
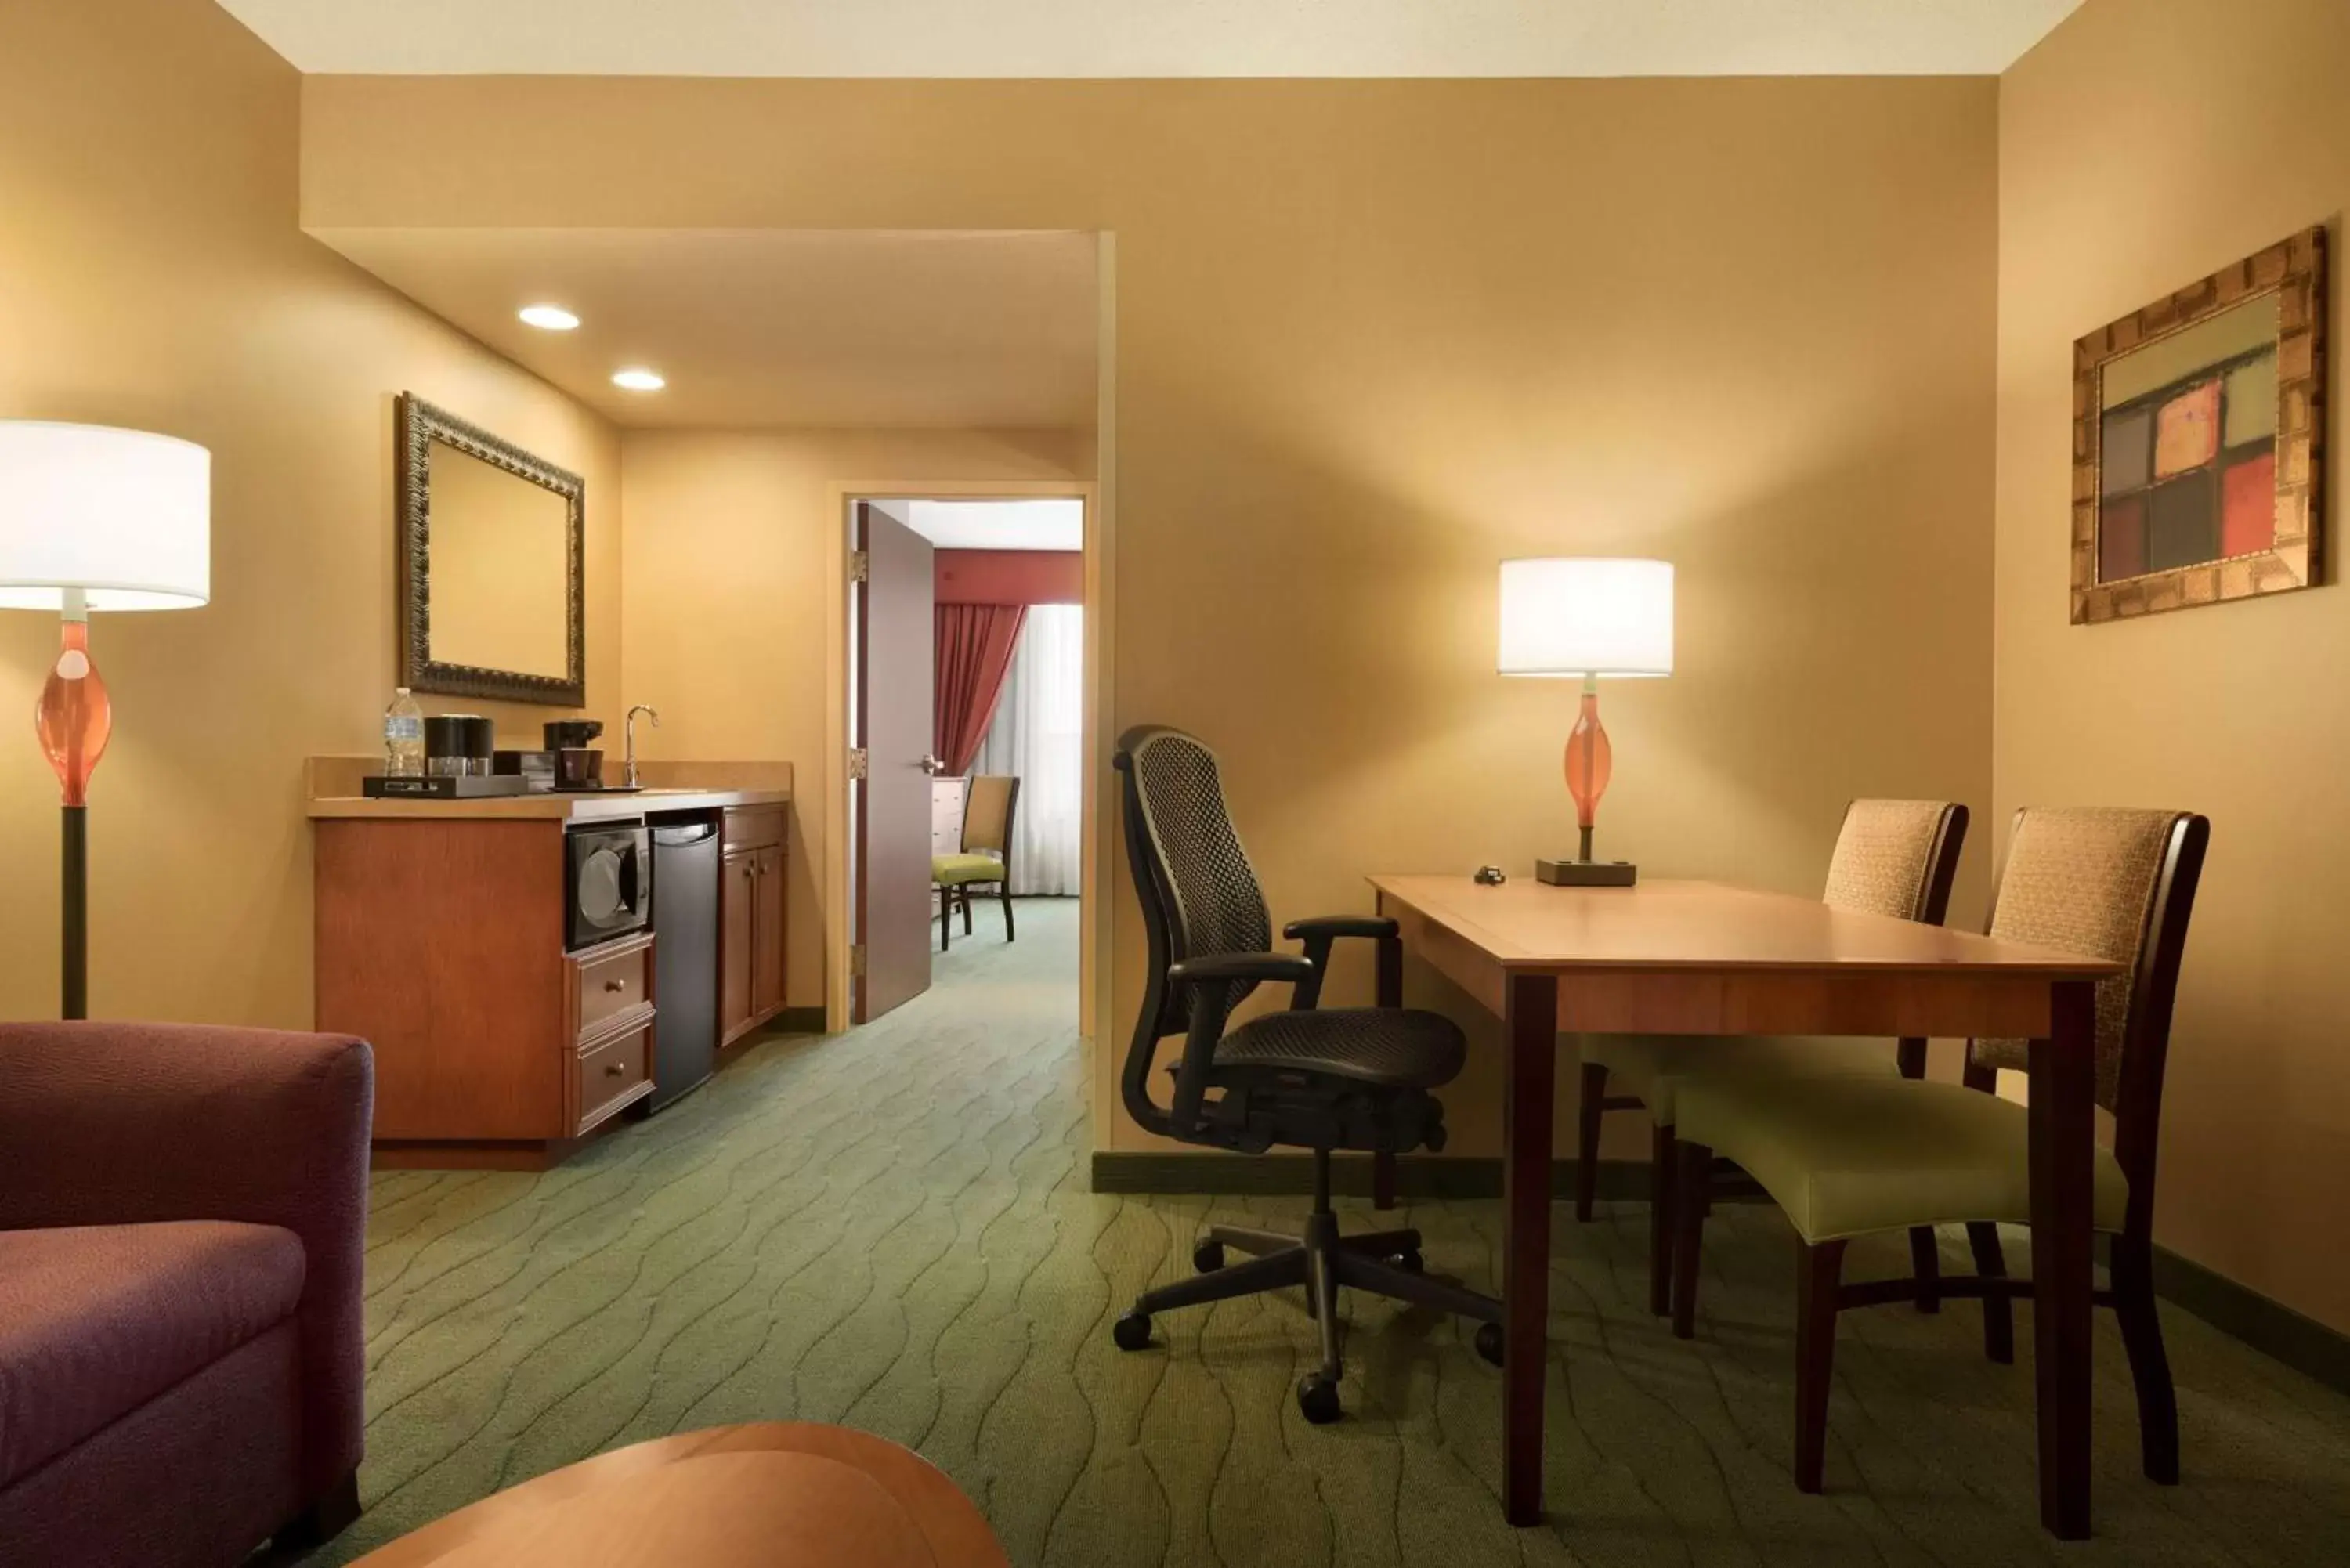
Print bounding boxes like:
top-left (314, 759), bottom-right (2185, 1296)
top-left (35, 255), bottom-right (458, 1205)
top-left (0, 1023), bottom-right (373, 1567)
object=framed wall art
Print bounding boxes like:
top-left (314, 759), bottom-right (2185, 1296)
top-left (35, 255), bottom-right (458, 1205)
top-left (2071, 226), bottom-right (2326, 623)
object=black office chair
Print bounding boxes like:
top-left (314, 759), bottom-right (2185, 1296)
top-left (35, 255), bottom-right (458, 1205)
top-left (1108, 725), bottom-right (1503, 1423)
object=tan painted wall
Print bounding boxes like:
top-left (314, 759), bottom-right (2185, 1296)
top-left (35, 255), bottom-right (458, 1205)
top-left (0, 0), bottom-right (620, 1027)
top-left (617, 429), bottom-right (1094, 1008)
top-left (1999, 0), bottom-right (2350, 1331)
top-left (305, 74), bottom-right (2003, 1158)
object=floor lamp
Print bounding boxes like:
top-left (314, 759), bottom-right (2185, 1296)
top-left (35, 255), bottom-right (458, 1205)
top-left (0, 422), bottom-right (211, 1018)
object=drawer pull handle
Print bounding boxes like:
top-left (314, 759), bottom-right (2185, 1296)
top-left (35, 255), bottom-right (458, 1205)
top-left (603, 978), bottom-right (627, 992)
top-left (604, 1061), bottom-right (626, 1077)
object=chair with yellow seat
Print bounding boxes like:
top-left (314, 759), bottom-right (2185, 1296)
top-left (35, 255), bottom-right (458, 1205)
top-left (1574, 798), bottom-right (1970, 1315)
top-left (932, 775), bottom-right (1020, 951)
top-left (1668, 806), bottom-right (2209, 1494)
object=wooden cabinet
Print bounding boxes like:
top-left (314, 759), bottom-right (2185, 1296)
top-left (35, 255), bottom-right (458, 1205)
top-left (752, 845), bottom-right (787, 1015)
top-left (720, 849), bottom-right (757, 1041)
top-left (719, 806), bottom-right (790, 1046)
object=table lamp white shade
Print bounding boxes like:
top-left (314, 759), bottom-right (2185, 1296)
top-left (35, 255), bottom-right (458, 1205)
top-left (0, 421), bottom-right (211, 612)
top-left (1496, 556), bottom-right (1672, 677)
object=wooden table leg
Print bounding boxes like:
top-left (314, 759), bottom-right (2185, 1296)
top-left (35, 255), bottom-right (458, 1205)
top-left (1374, 934), bottom-right (1403, 1210)
top-left (2028, 978), bottom-right (2097, 1539)
top-left (1501, 971), bottom-right (1558, 1526)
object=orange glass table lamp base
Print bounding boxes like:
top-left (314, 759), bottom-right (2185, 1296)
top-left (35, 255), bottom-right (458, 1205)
top-left (1536, 675), bottom-right (1638, 887)
top-left (36, 610), bottom-right (110, 1018)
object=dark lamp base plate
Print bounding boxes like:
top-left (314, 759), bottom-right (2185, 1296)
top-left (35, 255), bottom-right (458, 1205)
top-left (1536, 858), bottom-right (1638, 887)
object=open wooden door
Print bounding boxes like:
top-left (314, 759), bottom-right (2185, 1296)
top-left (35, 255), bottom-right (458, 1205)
top-left (852, 501), bottom-right (938, 1022)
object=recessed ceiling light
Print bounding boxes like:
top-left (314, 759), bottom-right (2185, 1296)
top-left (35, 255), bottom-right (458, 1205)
top-left (610, 367), bottom-right (666, 392)
top-left (518, 303), bottom-right (580, 331)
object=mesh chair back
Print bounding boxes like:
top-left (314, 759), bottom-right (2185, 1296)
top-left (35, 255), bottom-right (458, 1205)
top-left (1969, 807), bottom-right (2204, 1119)
top-left (1822, 799), bottom-right (1966, 922)
top-left (1115, 727), bottom-right (1274, 1041)
top-left (963, 775), bottom-right (1018, 854)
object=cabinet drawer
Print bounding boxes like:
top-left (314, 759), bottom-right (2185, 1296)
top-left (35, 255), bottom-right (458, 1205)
top-left (723, 806), bottom-right (786, 854)
top-left (577, 1024), bottom-right (650, 1132)
top-left (573, 938), bottom-right (651, 1041)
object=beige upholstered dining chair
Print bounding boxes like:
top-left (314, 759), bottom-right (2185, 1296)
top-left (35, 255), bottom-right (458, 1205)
top-left (1669, 807), bottom-right (2209, 1496)
top-left (932, 775), bottom-right (1020, 951)
top-left (1576, 799), bottom-right (1969, 1313)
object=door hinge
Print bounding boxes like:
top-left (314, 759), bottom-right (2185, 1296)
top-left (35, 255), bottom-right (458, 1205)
top-left (848, 550), bottom-right (870, 583)
top-left (848, 747), bottom-right (869, 781)
top-left (850, 943), bottom-right (868, 977)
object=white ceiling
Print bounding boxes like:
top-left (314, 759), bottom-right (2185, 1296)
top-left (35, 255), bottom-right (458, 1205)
top-left (219, 1), bottom-right (2082, 78)
top-left (898, 500), bottom-right (1083, 552)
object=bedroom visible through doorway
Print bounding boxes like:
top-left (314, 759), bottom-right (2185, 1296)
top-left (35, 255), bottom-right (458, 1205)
top-left (846, 495), bottom-right (1087, 1024)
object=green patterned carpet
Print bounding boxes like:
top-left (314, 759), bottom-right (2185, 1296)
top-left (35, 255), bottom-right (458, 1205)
top-left (315, 898), bottom-right (2350, 1566)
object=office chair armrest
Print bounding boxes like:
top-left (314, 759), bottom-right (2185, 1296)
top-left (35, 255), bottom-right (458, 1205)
top-left (1281, 916), bottom-right (1397, 942)
top-left (1166, 952), bottom-right (1318, 986)
top-left (1281, 916), bottom-right (1402, 1010)
top-left (1162, 953), bottom-right (1317, 1139)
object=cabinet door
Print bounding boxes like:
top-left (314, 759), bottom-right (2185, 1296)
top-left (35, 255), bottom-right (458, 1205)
top-left (720, 850), bottom-right (757, 1042)
top-left (752, 844), bottom-right (787, 1017)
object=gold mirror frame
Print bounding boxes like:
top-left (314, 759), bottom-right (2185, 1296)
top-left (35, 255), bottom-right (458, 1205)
top-left (395, 393), bottom-right (586, 706)
top-left (2070, 226), bottom-right (2327, 623)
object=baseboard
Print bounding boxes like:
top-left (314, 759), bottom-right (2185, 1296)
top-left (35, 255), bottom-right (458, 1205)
top-left (772, 1006), bottom-right (826, 1035)
top-left (1087, 1151), bottom-right (1651, 1203)
top-left (1090, 1151), bottom-right (2350, 1396)
top-left (2146, 1241), bottom-right (2350, 1397)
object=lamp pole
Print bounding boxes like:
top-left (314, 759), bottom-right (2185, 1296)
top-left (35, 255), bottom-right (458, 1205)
top-left (39, 584), bottom-right (107, 1020)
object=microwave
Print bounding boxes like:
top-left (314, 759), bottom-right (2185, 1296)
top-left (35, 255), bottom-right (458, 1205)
top-left (567, 823), bottom-right (651, 952)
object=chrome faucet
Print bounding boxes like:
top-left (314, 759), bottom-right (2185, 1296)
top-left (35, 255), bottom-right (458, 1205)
top-left (624, 704), bottom-right (660, 788)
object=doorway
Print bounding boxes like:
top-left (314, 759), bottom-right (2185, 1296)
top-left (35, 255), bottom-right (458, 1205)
top-left (839, 487), bottom-right (1096, 1028)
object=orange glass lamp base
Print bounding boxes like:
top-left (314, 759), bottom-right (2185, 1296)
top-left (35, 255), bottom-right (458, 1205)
top-left (38, 616), bottom-right (113, 807)
top-left (1538, 675), bottom-right (1637, 887)
top-left (35, 609), bottom-right (109, 1019)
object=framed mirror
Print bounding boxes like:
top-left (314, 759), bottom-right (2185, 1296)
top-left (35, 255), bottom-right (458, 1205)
top-left (395, 393), bottom-right (585, 706)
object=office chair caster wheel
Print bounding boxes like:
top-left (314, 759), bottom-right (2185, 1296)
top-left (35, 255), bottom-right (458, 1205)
top-left (1113, 1310), bottom-right (1155, 1351)
top-left (1192, 1240), bottom-right (1226, 1273)
top-left (1474, 1321), bottom-right (1505, 1367)
top-left (1390, 1248), bottom-right (1424, 1274)
top-left (1296, 1372), bottom-right (1343, 1425)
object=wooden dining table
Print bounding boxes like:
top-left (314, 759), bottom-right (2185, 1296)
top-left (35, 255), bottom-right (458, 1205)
top-left (1368, 874), bottom-right (2123, 1540)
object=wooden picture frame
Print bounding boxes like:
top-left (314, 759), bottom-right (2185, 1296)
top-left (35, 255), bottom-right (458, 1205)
top-left (2070, 226), bottom-right (2326, 623)
top-left (395, 393), bottom-right (588, 706)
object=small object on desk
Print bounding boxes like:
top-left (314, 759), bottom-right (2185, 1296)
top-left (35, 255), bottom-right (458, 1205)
top-left (1535, 856), bottom-right (1636, 887)
top-left (1496, 556), bottom-right (1675, 886)
top-left (1473, 865), bottom-right (1507, 885)
top-left (363, 773), bottom-right (530, 799)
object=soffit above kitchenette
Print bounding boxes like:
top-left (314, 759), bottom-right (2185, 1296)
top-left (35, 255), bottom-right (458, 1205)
top-left (313, 227), bottom-right (1098, 429)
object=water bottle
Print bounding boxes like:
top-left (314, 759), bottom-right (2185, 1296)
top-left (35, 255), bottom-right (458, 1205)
top-left (384, 687), bottom-right (425, 778)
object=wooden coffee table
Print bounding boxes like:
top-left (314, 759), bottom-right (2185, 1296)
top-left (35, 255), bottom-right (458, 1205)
top-left (349, 1423), bottom-right (1008, 1567)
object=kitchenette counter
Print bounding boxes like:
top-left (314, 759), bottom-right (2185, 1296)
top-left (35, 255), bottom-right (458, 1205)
top-left (304, 757), bottom-right (790, 821)
top-left (306, 784), bottom-right (790, 822)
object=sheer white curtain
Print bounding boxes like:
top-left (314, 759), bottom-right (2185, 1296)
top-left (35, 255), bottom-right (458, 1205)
top-left (972, 603), bottom-right (1083, 895)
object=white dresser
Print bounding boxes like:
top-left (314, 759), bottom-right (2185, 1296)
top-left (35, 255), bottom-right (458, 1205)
top-left (931, 776), bottom-right (969, 858)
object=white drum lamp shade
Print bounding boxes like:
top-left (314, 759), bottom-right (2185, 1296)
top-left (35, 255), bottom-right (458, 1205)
top-left (0, 421), bottom-right (211, 610)
top-left (1496, 556), bottom-right (1672, 677)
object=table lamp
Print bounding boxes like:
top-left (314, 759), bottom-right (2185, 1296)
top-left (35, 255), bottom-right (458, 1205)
top-left (1497, 556), bottom-right (1673, 886)
top-left (0, 421), bottom-right (211, 1017)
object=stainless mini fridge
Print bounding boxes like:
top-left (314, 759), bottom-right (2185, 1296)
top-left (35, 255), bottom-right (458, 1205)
top-left (645, 820), bottom-right (720, 1111)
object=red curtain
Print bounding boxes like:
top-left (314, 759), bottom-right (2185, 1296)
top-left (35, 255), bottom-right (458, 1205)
top-left (935, 603), bottom-right (1028, 776)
